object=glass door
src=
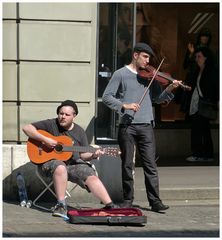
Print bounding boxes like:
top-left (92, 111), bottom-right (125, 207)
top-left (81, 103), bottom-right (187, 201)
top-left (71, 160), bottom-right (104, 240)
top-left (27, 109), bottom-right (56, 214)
top-left (96, 3), bottom-right (134, 141)
top-left (96, 3), bottom-right (219, 139)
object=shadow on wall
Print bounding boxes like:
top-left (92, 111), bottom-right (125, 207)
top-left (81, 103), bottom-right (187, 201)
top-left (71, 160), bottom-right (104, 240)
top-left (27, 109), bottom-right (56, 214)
top-left (3, 162), bottom-right (55, 203)
top-left (3, 156), bottom-right (124, 204)
top-left (92, 154), bottom-right (123, 204)
top-left (85, 116), bottom-right (95, 144)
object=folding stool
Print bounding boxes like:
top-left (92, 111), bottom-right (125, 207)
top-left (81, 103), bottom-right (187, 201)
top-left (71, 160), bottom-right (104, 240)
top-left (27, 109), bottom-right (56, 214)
top-left (32, 161), bottom-right (98, 211)
top-left (32, 166), bottom-right (79, 211)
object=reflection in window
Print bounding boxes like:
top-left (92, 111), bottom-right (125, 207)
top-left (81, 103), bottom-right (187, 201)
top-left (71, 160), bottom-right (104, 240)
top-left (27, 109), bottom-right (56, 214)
top-left (135, 3), bottom-right (185, 122)
top-left (96, 3), bottom-right (134, 140)
top-left (117, 3), bottom-right (133, 69)
top-left (97, 2), bottom-right (219, 141)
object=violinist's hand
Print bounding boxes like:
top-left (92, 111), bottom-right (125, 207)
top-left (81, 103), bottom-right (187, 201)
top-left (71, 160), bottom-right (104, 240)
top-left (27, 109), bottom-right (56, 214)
top-left (165, 80), bottom-right (182, 93)
top-left (122, 103), bottom-right (140, 112)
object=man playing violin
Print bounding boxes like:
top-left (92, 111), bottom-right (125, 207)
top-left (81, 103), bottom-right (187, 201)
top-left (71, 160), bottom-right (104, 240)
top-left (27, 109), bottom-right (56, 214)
top-left (102, 42), bottom-right (181, 212)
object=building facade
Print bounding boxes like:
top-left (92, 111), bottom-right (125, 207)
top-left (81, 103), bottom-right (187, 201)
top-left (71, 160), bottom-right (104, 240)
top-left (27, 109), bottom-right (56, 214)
top-left (3, 2), bottom-right (219, 144)
top-left (2, 2), bottom-right (219, 200)
top-left (3, 2), bottom-right (98, 143)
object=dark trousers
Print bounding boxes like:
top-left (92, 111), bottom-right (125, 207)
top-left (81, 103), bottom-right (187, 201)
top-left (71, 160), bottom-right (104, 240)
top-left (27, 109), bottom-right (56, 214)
top-left (190, 114), bottom-right (214, 158)
top-left (118, 124), bottom-right (160, 205)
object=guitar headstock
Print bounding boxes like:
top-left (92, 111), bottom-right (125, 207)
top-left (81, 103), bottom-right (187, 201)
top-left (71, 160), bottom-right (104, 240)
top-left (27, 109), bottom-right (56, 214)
top-left (103, 147), bottom-right (121, 157)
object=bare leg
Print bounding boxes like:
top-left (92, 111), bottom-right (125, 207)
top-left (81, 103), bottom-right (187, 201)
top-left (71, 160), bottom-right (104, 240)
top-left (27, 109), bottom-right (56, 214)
top-left (53, 165), bottom-right (68, 201)
top-left (85, 175), bottom-right (112, 204)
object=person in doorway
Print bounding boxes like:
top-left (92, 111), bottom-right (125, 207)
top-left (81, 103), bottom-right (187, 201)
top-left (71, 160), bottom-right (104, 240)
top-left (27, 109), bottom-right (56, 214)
top-left (117, 28), bottom-right (132, 69)
top-left (23, 100), bottom-right (118, 219)
top-left (184, 28), bottom-right (212, 72)
top-left (102, 42), bottom-right (181, 212)
top-left (179, 28), bottom-right (213, 115)
top-left (185, 47), bottom-right (218, 162)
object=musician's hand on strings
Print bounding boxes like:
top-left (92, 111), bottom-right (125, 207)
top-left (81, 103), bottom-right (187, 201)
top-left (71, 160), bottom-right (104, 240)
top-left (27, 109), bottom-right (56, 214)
top-left (165, 80), bottom-right (182, 93)
top-left (43, 137), bottom-right (58, 149)
top-left (122, 103), bottom-right (140, 112)
top-left (80, 145), bottom-right (104, 161)
top-left (91, 148), bottom-right (105, 160)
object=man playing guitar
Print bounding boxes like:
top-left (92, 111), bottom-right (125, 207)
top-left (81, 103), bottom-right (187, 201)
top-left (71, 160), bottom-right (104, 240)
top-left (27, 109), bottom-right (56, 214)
top-left (23, 100), bottom-right (118, 219)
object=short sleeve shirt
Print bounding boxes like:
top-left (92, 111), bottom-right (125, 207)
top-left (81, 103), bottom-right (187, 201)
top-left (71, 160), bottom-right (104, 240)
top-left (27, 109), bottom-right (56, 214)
top-left (32, 118), bottom-right (88, 161)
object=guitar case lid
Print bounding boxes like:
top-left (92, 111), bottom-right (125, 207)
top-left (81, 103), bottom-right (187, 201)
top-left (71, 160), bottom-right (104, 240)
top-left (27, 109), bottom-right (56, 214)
top-left (67, 207), bottom-right (147, 226)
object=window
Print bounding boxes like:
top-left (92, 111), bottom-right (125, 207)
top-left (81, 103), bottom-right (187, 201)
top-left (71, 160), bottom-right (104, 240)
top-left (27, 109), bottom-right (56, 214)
top-left (96, 3), bottom-right (219, 141)
top-left (96, 3), bottom-right (134, 140)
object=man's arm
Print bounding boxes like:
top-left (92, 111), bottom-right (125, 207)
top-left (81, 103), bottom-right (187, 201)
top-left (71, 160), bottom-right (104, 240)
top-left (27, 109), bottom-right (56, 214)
top-left (102, 71), bottom-right (124, 114)
top-left (153, 80), bottom-right (181, 104)
top-left (23, 124), bottom-right (57, 148)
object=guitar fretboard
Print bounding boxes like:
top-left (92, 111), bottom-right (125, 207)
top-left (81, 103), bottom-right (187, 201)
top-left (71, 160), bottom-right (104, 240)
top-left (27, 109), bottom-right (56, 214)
top-left (61, 145), bottom-right (97, 153)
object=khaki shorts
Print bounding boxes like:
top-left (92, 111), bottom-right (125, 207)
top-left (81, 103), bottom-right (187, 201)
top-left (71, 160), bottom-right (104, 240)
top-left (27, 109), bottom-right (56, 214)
top-left (38, 159), bottom-right (96, 191)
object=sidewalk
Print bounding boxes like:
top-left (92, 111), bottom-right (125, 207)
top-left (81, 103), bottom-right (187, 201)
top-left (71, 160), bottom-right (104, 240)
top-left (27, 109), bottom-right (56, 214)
top-left (3, 166), bottom-right (219, 238)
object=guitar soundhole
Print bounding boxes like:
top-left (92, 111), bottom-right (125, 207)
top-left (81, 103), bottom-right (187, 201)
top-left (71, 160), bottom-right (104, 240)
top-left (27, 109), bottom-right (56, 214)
top-left (54, 144), bottom-right (63, 153)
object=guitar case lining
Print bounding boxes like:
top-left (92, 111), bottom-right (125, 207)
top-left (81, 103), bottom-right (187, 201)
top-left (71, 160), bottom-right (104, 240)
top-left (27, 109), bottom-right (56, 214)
top-left (67, 207), bottom-right (147, 226)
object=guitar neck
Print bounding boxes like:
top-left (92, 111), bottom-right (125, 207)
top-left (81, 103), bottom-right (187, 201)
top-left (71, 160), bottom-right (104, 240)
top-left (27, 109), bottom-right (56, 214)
top-left (62, 145), bottom-right (97, 153)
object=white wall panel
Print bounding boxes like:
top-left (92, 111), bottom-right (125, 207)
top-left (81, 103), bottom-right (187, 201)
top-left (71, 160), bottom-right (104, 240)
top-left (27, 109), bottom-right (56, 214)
top-left (20, 102), bottom-right (94, 142)
top-left (2, 3), bottom-right (98, 143)
top-left (3, 103), bottom-right (18, 141)
top-left (19, 22), bottom-right (92, 61)
top-left (20, 3), bottom-right (93, 21)
top-left (3, 62), bottom-right (17, 100)
top-left (3, 3), bottom-right (17, 19)
top-left (20, 62), bottom-right (92, 101)
top-left (3, 22), bottom-right (17, 59)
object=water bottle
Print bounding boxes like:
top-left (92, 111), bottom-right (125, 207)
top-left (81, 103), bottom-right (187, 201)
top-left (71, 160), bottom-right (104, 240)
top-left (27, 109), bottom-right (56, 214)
top-left (16, 172), bottom-right (28, 207)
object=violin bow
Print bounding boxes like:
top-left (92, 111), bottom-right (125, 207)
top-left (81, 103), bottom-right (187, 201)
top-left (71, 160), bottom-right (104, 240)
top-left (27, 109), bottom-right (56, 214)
top-left (136, 57), bottom-right (165, 109)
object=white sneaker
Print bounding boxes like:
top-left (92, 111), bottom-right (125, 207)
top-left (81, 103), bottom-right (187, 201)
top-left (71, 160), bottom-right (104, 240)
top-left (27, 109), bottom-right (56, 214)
top-left (186, 156), bottom-right (199, 162)
top-left (52, 203), bottom-right (68, 219)
top-left (202, 157), bottom-right (214, 162)
top-left (186, 156), bottom-right (214, 162)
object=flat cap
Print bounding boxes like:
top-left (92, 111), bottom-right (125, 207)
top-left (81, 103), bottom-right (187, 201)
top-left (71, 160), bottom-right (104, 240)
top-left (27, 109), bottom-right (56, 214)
top-left (133, 42), bottom-right (155, 56)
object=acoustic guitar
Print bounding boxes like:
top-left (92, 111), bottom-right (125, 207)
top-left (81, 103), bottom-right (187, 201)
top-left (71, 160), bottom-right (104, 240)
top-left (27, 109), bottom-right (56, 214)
top-left (27, 130), bottom-right (121, 164)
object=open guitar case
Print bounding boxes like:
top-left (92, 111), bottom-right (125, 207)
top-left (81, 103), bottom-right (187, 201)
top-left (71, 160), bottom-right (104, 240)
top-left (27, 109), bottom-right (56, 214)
top-left (67, 207), bottom-right (147, 226)
top-left (67, 153), bottom-right (147, 226)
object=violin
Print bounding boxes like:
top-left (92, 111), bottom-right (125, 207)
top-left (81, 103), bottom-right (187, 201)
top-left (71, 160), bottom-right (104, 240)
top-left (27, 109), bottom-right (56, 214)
top-left (138, 65), bottom-right (191, 91)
